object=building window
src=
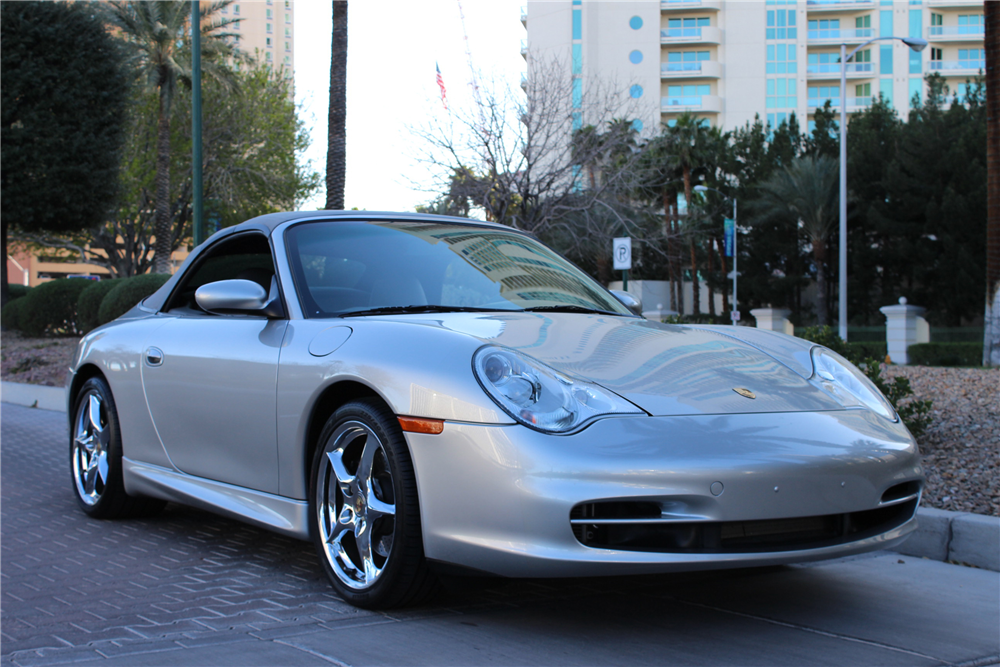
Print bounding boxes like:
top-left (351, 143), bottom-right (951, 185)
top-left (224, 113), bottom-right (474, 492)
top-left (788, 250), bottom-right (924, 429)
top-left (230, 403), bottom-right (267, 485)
top-left (266, 37), bottom-right (272, 47)
top-left (286, 13), bottom-right (291, 23)
top-left (285, 27), bottom-right (291, 37)
top-left (930, 47), bottom-right (942, 61)
top-left (766, 10), bottom-right (796, 39)
top-left (666, 84), bottom-right (711, 103)
top-left (768, 112), bottom-right (790, 128)
top-left (879, 79), bottom-right (893, 106)
top-left (266, 52), bottom-right (273, 62)
top-left (267, 8), bottom-right (273, 19)
top-left (766, 78), bottom-right (796, 109)
top-left (629, 50), bottom-right (643, 64)
top-left (285, 41), bottom-right (291, 52)
top-left (630, 84), bottom-right (644, 99)
top-left (957, 14), bottom-right (984, 34)
top-left (234, 4), bottom-right (240, 15)
top-left (856, 15), bottom-right (871, 29)
top-left (808, 85), bottom-right (840, 106)
top-left (930, 13), bottom-right (942, 26)
top-left (768, 43), bottom-right (797, 74)
top-left (808, 18), bottom-right (839, 39)
top-left (572, 8), bottom-right (581, 39)
top-left (267, 22), bottom-right (272, 33)
top-left (284, 56), bottom-right (291, 65)
top-left (629, 15), bottom-right (643, 30)
top-left (666, 17), bottom-right (710, 38)
top-left (908, 78), bottom-right (922, 107)
top-left (855, 82), bottom-right (871, 99)
top-left (879, 10), bottom-right (893, 36)
top-left (958, 48), bottom-right (984, 68)
top-left (880, 44), bottom-right (892, 74)
top-left (666, 50), bottom-right (710, 72)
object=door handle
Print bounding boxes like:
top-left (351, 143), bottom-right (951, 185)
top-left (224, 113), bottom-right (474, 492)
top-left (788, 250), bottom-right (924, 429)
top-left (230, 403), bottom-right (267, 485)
top-left (145, 347), bottom-right (164, 367)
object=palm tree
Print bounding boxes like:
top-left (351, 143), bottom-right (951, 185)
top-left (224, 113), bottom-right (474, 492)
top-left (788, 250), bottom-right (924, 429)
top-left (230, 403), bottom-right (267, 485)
top-left (985, 0), bottom-right (999, 366)
top-left (665, 113), bottom-right (709, 315)
top-left (326, 1), bottom-right (348, 210)
top-left (754, 154), bottom-right (839, 325)
top-left (108, 1), bottom-right (242, 274)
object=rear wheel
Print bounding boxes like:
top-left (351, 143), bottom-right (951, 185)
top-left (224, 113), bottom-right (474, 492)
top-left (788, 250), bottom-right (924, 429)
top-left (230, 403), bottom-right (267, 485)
top-left (70, 377), bottom-right (165, 518)
top-left (310, 400), bottom-right (438, 608)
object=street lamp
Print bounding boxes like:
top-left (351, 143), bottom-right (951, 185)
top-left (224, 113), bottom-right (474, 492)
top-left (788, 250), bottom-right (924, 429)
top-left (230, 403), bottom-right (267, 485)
top-left (693, 185), bottom-right (738, 325)
top-left (838, 35), bottom-right (927, 341)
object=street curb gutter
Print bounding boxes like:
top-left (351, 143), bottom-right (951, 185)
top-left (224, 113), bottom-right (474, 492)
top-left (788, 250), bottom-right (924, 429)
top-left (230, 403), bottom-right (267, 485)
top-left (1, 381), bottom-right (66, 412)
top-left (2, 381), bottom-right (997, 572)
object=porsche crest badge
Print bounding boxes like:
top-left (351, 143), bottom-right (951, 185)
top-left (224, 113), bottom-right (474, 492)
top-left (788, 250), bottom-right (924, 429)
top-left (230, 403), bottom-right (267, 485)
top-left (733, 387), bottom-right (756, 399)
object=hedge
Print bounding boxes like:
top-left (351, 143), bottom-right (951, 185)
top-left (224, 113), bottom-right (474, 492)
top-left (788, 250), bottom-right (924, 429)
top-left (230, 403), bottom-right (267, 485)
top-left (846, 341), bottom-right (887, 363)
top-left (97, 273), bottom-right (170, 325)
top-left (1, 296), bottom-right (26, 330)
top-left (907, 342), bottom-right (983, 367)
top-left (7, 284), bottom-right (32, 302)
top-left (19, 278), bottom-right (93, 336)
top-left (76, 279), bottom-right (120, 334)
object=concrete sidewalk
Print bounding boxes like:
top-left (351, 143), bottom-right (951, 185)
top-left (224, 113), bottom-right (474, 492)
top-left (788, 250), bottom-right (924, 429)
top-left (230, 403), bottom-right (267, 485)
top-left (2, 380), bottom-right (997, 572)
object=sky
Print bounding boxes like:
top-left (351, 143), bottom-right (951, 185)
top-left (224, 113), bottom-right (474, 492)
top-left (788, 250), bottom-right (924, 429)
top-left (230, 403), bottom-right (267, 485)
top-left (293, 0), bottom-right (525, 212)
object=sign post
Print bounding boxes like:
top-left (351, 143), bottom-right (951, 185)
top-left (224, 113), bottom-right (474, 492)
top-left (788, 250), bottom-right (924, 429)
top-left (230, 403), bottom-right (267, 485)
top-left (613, 237), bottom-right (632, 291)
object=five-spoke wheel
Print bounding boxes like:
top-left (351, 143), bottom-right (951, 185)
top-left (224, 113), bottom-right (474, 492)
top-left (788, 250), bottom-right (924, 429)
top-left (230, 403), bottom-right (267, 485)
top-left (310, 400), bottom-right (438, 608)
top-left (69, 376), bottom-right (165, 519)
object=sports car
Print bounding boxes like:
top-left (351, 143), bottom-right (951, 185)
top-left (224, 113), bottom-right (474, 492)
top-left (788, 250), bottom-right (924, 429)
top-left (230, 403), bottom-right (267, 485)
top-left (68, 211), bottom-right (923, 608)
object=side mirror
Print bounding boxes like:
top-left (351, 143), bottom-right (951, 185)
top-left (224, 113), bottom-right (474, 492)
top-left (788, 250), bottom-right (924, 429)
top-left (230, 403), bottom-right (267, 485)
top-left (196, 279), bottom-right (277, 316)
top-left (610, 289), bottom-right (642, 316)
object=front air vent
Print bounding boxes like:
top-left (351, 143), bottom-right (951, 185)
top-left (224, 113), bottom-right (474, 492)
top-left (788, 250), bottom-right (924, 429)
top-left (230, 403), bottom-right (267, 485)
top-left (880, 480), bottom-right (922, 505)
top-left (570, 499), bottom-right (918, 554)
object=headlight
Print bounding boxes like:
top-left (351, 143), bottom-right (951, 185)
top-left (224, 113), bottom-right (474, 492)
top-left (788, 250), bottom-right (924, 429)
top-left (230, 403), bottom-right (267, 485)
top-left (810, 347), bottom-right (896, 421)
top-left (473, 346), bottom-right (643, 433)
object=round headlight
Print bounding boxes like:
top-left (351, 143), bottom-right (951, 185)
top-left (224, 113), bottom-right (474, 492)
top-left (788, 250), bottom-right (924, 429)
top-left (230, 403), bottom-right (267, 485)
top-left (473, 346), bottom-right (643, 433)
top-left (810, 347), bottom-right (896, 421)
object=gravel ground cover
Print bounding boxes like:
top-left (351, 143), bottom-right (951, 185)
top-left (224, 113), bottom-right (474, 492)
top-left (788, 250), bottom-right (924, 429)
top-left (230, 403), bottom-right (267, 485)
top-left (2, 331), bottom-right (996, 516)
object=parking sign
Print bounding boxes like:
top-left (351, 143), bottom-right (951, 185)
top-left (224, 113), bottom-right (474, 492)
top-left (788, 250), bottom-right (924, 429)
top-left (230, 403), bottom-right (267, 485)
top-left (613, 237), bottom-right (632, 270)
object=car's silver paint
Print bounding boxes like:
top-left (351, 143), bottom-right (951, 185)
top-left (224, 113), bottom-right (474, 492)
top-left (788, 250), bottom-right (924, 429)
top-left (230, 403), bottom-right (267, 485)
top-left (405, 409), bottom-right (921, 577)
top-left (141, 315), bottom-right (287, 493)
top-left (387, 311), bottom-right (848, 418)
top-left (123, 458), bottom-right (308, 538)
top-left (195, 279), bottom-right (268, 313)
top-left (275, 318), bottom-right (514, 499)
top-left (687, 324), bottom-right (817, 380)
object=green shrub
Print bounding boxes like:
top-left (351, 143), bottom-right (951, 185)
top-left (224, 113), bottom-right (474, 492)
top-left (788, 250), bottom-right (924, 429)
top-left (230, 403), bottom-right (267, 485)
top-left (907, 342), bottom-right (983, 367)
top-left (7, 284), bottom-right (32, 301)
top-left (76, 279), bottom-right (120, 334)
top-left (98, 273), bottom-right (170, 325)
top-left (797, 325), bottom-right (932, 438)
top-left (662, 313), bottom-right (731, 325)
top-left (2, 296), bottom-right (26, 330)
top-left (18, 278), bottom-right (93, 336)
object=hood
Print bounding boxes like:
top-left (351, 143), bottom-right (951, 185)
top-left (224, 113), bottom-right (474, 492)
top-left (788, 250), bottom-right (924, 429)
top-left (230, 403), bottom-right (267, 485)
top-left (397, 312), bottom-right (842, 417)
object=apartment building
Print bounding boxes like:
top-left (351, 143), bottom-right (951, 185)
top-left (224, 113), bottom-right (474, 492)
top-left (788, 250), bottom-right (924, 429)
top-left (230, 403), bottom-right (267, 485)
top-left (6, 1), bottom-right (297, 286)
top-left (520, 0), bottom-right (985, 134)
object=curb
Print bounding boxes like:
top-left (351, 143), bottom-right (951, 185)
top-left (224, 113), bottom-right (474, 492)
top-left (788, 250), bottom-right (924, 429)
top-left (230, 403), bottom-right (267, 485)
top-left (2, 381), bottom-right (997, 572)
top-left (1, 380), bottom-right (66, 412)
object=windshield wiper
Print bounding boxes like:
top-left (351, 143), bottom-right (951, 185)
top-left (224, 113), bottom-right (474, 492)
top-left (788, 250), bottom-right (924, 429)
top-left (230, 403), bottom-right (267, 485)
top-left (339, 305), bottom-right (512, 318)
top-left (522, 305), bottom-right (626, 316)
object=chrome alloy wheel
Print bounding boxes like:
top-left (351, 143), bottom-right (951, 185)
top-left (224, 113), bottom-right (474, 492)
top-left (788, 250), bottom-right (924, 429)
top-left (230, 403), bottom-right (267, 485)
top-left (316, 421), bottom-right (397, 590)
top-left (72, 390), bottom-right (110, 506)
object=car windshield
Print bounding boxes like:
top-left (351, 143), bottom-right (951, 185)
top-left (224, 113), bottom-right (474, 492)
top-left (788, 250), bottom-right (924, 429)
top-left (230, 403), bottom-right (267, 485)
top-left (284, 220), bottom-right (633, 318)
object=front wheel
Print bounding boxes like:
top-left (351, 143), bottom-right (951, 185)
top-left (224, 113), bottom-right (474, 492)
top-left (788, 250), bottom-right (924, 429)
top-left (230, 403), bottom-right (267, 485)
top-left (70, 376), bottom-right (165, 518)
top-left (310, 400), bottom-right (438, 608)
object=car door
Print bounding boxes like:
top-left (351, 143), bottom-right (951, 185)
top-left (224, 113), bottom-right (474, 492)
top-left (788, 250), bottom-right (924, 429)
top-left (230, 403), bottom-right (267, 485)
top-left (141, 232), bottom-right (287, 494)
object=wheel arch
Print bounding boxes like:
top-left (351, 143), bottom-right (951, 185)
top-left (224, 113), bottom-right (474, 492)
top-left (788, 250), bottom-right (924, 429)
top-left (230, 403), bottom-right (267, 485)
top-left (67, 364), bottom-right (106, 426)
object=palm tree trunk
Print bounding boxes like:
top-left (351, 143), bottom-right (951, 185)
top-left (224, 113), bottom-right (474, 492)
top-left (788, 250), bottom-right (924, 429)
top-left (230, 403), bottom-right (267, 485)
top-left (716, 235), bottom-right (729, 314)
top-left (152, 91), bottom-right (173, 274)
top-left (706, 237), bottom-right (716, 316)
top-left (325, 0), bottom-right (348, 210)
top-left (683, 166), bottom-right (700, 315)
top-left (662, 192), bottom-right (677, 312)
top-left (985, 0), bottom-right (999, 366)
top-left (813, 238), bottom-right (828, 326)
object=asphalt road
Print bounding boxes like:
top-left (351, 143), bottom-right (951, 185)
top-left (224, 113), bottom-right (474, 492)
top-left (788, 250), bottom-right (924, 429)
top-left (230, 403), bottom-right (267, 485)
top-left (2, 402), bottom-right (998, 667)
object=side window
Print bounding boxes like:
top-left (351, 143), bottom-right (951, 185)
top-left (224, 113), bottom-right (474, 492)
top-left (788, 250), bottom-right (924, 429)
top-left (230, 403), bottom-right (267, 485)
top-left (165, 233), bottom-right (277, 313)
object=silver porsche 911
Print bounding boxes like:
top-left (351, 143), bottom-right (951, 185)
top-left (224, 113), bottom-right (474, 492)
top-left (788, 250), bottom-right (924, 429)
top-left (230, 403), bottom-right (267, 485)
top-left (68, 211), bottom-right (923, 608)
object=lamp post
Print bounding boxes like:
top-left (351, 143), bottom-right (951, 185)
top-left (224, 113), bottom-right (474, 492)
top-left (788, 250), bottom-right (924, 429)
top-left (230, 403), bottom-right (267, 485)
top-left (838, 35), bottom-right (926, 341)
top-left (693, 185), bottom-right (738, 325)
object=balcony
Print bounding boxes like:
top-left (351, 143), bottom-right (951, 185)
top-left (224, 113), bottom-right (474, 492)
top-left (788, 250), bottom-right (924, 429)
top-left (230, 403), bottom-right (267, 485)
top-left (808, 96), bottom-right (872, 110)
top-left (806, 62), bottom-right (875, 79)
top-left (808, 27), bottom-right (874, 43)
top-left (926, 0), bottom-right (986, 8)
top-left (660, 26), bottom-right (722, 45)
top-left (806, 0), bottom-right (875, 12)
top-left (520, 72), bottom-right (527, 91)
top-left (520, 5), bottom-right (526, 25)
top-left (520, 39), bottom-right (527, 59)
top-left (928, 59), bottom-right (986, 75)
top-left (660, 60), bottom-right (722, 79)
top-left (661, 94), bottom-right (722, 113)
top-left (928, 25), bottom-right (985, 42)
top-left (660, 0), bottom-right (721, 12)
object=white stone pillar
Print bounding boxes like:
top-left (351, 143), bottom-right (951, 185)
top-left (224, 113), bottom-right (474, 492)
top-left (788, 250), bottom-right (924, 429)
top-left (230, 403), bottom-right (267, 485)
top-left (879, 297), bottom-right (926, 365)
top-left (751, 308), bottom-right (794, 336)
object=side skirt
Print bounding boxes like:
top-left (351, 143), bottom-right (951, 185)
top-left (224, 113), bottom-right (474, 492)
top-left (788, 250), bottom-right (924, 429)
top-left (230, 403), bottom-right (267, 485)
top-left (123, 458), bottom-right (310, 540)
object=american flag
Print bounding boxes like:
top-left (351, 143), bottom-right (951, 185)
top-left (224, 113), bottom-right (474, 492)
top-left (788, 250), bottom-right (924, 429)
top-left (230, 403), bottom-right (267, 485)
top-left (435, 63), bottom-right (448, 111)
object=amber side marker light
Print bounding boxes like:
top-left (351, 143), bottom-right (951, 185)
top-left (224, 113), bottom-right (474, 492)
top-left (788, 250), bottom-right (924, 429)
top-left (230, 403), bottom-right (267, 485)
top-left (398, 416), bottom-right (445, 434)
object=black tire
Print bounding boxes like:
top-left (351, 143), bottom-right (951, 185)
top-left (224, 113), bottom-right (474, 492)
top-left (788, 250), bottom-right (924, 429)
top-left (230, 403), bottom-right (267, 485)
top-left (309, 399), bottom-right (439, 609)
top-left (70, 376), bottom-right (166, 519)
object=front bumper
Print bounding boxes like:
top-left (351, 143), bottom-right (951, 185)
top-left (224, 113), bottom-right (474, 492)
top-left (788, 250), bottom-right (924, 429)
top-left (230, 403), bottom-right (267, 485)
top-left (405, 409), bottom-right (922, 578)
